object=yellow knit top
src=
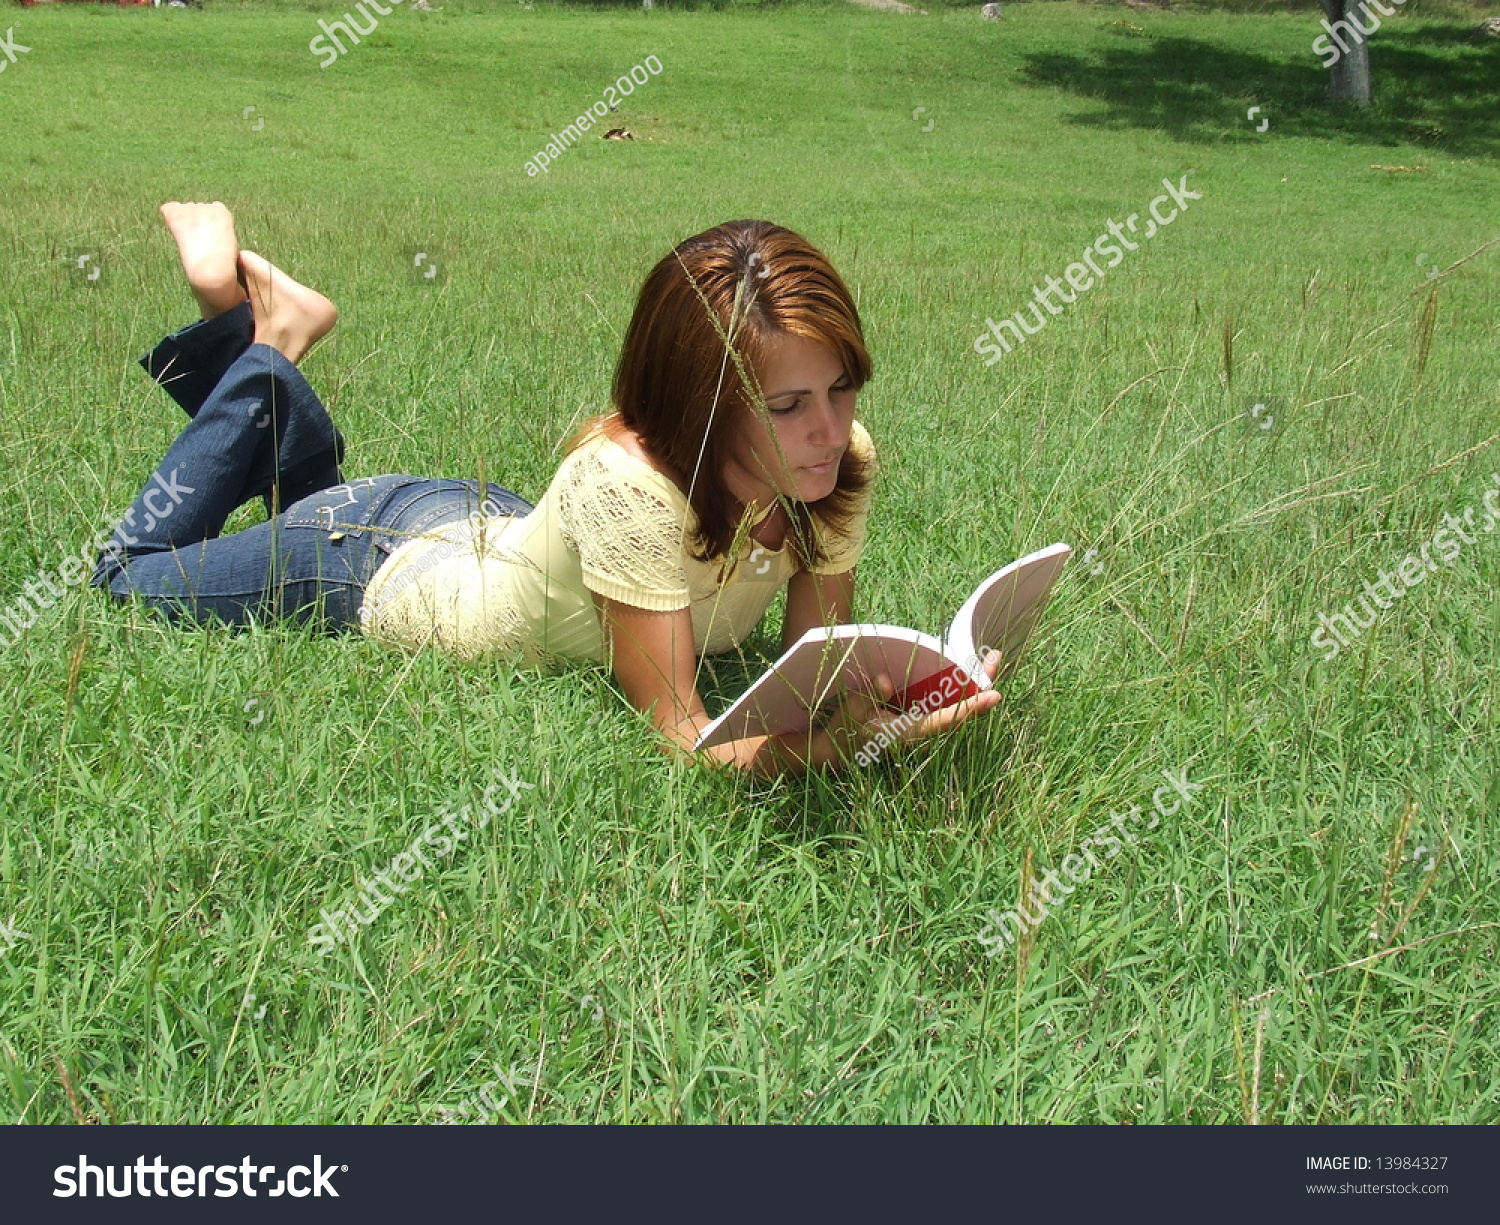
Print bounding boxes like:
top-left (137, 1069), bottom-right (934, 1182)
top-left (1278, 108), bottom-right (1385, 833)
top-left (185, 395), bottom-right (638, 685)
top-left (358, 420), bottom-right (875, 663)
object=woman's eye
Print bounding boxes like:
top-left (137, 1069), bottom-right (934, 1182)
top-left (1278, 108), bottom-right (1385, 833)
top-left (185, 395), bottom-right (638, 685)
top-left (769, 384), bottom-right (851, 416)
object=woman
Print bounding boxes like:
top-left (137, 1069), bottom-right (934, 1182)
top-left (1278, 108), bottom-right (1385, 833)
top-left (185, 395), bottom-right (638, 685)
top-left (93, 203), bottom-right (1001, 774)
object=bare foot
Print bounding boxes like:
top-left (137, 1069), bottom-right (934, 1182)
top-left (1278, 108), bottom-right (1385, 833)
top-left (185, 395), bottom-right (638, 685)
top-left (239, 250), bottom-right (338, 365)
top-left (160, 201), bottom-right (247, 319)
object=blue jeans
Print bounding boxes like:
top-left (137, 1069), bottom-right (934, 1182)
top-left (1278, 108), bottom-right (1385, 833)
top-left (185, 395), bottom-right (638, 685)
top-left (91, 305), bottom-right (534, 632)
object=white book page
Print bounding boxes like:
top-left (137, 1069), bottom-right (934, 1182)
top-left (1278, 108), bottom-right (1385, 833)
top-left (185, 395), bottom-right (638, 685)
top-left (694, 623), bottom-right (947, 750)
top-left (945, 543), bottom-right (1072, 675)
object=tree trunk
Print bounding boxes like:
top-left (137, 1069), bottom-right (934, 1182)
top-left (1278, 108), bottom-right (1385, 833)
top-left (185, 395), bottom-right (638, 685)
top-left (1319, 0), bottom-right (1374, 107)
top-left (1327, 31), bottom-right (1373, 106)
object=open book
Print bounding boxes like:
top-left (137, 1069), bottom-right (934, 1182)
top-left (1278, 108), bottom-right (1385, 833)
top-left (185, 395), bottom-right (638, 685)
top-left (694, 542), bottom-right (1072, 751)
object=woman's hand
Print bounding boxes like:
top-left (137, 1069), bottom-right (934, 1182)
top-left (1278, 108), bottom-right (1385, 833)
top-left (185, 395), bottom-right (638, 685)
top-left (821, 649), bottom-right (1004, 763)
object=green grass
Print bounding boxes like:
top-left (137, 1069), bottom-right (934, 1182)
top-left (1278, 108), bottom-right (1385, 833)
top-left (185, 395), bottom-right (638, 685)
top-left (1, 1), bottom-right (1497, 1123)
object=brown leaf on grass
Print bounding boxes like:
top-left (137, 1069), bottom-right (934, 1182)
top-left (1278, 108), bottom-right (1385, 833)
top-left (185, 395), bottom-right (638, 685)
top-left (1016, 846), bottom-right (1037, 988)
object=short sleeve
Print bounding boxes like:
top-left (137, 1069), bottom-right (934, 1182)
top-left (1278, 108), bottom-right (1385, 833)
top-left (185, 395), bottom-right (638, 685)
top-left (805, 419), bottom-right (876, 576)
top-left (556, 444), bottom-right (696, 611)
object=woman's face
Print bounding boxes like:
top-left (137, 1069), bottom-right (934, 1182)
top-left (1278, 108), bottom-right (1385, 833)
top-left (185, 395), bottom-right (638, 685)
top-left (721, 331), bottom-right (855, 510)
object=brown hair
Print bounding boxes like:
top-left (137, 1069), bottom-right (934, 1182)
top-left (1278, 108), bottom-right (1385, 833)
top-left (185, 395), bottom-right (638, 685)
top-left (574, 219), bottom-right (873, 569)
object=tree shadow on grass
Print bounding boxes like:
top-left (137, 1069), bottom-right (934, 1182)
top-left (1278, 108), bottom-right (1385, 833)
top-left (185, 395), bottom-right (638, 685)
top-left (1018, 26), bottom-right (1500, 159)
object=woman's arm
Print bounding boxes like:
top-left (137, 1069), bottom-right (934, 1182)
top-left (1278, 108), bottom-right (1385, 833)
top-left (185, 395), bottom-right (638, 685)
top-left (780, 566), bottom-right (856, 650)
top-left (597, 596), bottom-right (855, 775)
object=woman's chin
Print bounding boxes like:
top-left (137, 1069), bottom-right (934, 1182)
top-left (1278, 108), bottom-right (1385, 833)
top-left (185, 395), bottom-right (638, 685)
top-left (799, 472), bottom-right (839, 501)
top-left (763, 467), bottom-right (837, 504)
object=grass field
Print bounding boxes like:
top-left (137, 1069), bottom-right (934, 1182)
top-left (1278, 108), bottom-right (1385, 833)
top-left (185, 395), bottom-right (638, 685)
top-left (1, 0), bottom-right (1497, 1124)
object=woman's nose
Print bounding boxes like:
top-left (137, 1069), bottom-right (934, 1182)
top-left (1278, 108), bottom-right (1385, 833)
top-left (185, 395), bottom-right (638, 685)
top-left (808, 395), bottom-right (849, 446)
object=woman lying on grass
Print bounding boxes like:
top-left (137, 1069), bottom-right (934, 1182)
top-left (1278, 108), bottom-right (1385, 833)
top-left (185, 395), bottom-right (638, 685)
top-left (93, 202), bottom-right (1001, 775)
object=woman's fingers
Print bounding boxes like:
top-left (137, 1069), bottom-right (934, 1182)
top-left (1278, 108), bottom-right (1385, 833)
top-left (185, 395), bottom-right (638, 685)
top-left (822, 673), bottom-right (894, 750)
top-left (856, 657), bottom-right (1004, 742)
top-left (982, 647), bottom-right (1003, 682)
top-left (830, 653), bottom-right (1004, 761)
top-left (891, 651), bottom-right (1004, 743)
top-left (863, 672), bottom-right (897, 713)
top-left (921, 686), bottom-right (1001, 736)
